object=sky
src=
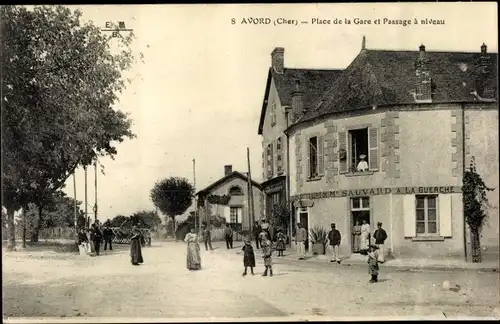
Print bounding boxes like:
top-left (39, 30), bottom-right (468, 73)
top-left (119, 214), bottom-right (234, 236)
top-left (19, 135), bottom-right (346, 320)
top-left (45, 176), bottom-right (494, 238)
top-left (61, 3), bottom-right (498, 222)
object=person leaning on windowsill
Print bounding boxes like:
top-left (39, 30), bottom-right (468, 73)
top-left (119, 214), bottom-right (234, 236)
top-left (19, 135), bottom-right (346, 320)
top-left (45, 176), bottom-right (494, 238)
top-left (356, 154), bottom-right (369, 172)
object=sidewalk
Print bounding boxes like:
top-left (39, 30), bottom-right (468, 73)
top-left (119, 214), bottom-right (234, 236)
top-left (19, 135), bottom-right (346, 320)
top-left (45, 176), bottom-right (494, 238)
top-left (209, 240), bottom-right (499, 272)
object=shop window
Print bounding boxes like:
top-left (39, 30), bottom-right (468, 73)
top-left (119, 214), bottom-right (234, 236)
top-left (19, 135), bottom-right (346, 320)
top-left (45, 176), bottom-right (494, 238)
top-left (415, 195), bottom-right (438, 235)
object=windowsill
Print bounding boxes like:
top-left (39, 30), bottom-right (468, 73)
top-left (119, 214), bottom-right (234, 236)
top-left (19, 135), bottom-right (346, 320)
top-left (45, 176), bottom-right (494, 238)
top-left (345, 171), bottom-right (374, 177)
top-left (410, 236), bottom-right (446, 242)
top-left (306, 176), bottom-right (322, 182)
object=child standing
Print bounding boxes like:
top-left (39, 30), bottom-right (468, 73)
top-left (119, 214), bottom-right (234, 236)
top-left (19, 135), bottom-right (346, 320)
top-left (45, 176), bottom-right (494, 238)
top-left (367, 244), bottom-right (380, 283)
top-left (242, 240), bottom-right (256, 276)
top-left (261, 233), bottom-right (273, 277)
top-left (275, 229), bottom-right (286, 257)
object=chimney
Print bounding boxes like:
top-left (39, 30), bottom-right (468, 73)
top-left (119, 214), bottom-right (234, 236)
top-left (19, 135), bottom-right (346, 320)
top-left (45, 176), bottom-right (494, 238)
top-left (271, 47), bottom-right (285, 74)
top-left (475, 43), bottom-right (493, 97)
top-left (361, 35), bottom-right (366, 50)
top-left (414, 44), bottom-right (432, 103)
top-left (224, 165), bottom-right (232, 176)
top-left (291, 79), bottom-right (304, 122)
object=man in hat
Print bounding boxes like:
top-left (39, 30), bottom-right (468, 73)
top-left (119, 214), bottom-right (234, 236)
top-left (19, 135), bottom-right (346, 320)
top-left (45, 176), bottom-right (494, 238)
top-left (327, 223), bottom-right (342, 264)
top-left (373, 222), bottom-right (388, 263)
top-left (356, 154), bottom-right (369, 172)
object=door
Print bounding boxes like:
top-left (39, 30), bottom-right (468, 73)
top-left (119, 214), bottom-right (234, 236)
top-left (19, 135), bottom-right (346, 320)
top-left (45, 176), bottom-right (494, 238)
top-left (298, 207), bottom-right (309, 250)
top-left (351, 197), bottom-right (370, 253)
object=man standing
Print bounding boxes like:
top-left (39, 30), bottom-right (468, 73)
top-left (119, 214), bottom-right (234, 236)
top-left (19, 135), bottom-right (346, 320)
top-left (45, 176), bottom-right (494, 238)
top-left (203, 225), bottom-right (213, 251)
top-left (90, 222), bottom-right (103, 256)
top-left (253, 221), bottom-right (262, 249)
top-left (224, 223), bottom-right (234, 249)
top-left (327, 223), bottom-right (342, 264)
top-left (261, 219), bottom-right (270, 239)
top-left (103, 225), bottom-right (114, 251)
top-left (295, 223), bottom-right (308, 260)
top-left (373, 222), bottom-right (388, 263)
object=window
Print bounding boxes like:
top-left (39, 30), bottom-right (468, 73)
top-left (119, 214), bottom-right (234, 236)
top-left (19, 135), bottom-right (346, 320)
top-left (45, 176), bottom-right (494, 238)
top-left (351, 197), bottom-right (370, 210)
top-left (271, 103), bottom-right (276, 126)
top-left (276, 137), bottom-right (283, 174)
top-left (349, 128), bottom-right (369, 172)
top-left (266, 143), bottom-right (274, 178)
top-left (230, 207), bottom-right (239, 224)
top-left (229, 186), bottom-right (243, 196)
top-left (416, 195), bottom-right (438, 235)
top-left (308, 137), bottom-right (318, 178)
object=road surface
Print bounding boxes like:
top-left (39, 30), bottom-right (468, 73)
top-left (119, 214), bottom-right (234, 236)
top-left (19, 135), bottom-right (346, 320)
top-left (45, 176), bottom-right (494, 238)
top-left (3, 241), bottom-right (499, 320)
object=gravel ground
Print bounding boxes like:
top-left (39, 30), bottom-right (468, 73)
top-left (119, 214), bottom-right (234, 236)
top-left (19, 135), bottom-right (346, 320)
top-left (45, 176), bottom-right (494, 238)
top-left (3, 241), bottom-right (499, 320)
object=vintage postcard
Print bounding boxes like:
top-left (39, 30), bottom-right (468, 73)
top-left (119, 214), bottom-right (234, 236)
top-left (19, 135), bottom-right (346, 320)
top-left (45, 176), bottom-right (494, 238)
top-left (2, 2), bottom-right (499, 322)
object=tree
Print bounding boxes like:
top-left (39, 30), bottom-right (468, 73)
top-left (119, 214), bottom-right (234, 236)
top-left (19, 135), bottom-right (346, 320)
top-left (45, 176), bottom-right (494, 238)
top-left (463, 156), bottom-right (494, 263)
top-left (150, 177), bottom-right (194, 237)
top-left (108, 215), bottom-right (130, 228)
top-left (1, 6), bottom-right (138, 250)
top-left (130, 210), bottom-right (162, 229)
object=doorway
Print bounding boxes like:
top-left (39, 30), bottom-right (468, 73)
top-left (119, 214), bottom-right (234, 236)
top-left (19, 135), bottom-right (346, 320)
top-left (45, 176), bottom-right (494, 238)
top-left (297, 207), bottom-right (309, 250)
top-left (351, 197), bottom-right (370, 254)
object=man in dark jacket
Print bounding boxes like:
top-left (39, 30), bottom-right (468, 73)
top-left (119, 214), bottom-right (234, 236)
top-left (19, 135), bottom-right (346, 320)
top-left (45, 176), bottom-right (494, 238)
top-left (103, 225), bottom-right (114, 251)
top-left (224, 223), bottom-right (234, 249)
top-left (253, 221), bottom-right (262, 249)
top-left (373, 222), bottom-right (388, 263)
top-left (327, 223), bottom-right (342, 264)
top-left (203, 226), bottom-right (213, 251)
top-left (90, 223), bottom-right (103, 255)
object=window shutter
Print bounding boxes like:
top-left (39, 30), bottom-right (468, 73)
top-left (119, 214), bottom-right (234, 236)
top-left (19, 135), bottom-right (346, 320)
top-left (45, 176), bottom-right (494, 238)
top-left (306, 137), bottom-right (311, 178)
top-left (338, 132), bottom-right (348, 173)
top-left (318, 136), bottom-right (325, 176)
top-left (403, 195), bottom-right (416, 237)
top-left (439, 195), bottom-right (452, 237)
top-left (237, 207), bottom-right (243, 224)
top-left (368, 127), bottom-right (379, 171)
top-left (224, 206), bottom-right (231, 223)
top-left (262, 151), bottom-right (265, 179)
top-left (274, 140), bottom-right (278, 175)
top-left (270, 143), bottom-right (274, 177)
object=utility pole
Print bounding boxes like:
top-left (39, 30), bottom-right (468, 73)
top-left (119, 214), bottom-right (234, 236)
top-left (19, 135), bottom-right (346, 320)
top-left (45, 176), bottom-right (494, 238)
top-left (193, 159), bottom-right (197, 234)
top-left (247, 147), bottom-right (255, 235)
top-left (84, 166), bottom-right (88, 228)
top-left (94, 160), bottom-right (98, 223)
top-left (73, 173), bottom-right (78, 244)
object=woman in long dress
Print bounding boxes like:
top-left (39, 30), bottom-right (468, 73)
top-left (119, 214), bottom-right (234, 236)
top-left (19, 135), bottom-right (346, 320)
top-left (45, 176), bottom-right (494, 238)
top-left (352, 221), bottom-right (362, 253)
top-left (130, 226), bottom-right (144, 266)
top-left (184, 227), bottom-right (201, 270)
top-left (360, 220), bottom-right (371, 253)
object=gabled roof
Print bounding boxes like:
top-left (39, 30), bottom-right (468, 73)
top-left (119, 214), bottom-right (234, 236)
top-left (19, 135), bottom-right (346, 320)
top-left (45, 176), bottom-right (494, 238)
top-left (196, 171), bottom-right (262, 196)
top-left (298, 48), bottom-right (498, 123)
top-left (257, 67), bottom-right (343, 134)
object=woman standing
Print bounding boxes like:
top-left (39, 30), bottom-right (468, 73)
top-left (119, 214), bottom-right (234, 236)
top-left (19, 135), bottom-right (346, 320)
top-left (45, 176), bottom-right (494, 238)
top-left (184, 227), bottom-right (201, 270)
top-left (275, 229), bottom-right (286, 257)
top-left (130, 226), bottom-right (144, 266)
top-left (359, 219), bottom-right (371, 254)
top-left (352, 221), bottom-right (362, 253)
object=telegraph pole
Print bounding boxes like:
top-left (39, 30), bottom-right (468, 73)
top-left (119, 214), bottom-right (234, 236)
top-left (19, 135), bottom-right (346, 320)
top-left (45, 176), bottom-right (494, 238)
top-left (84, 166), bottom-right (88, 228)
top-left (247, 147), bottom-right (255, 234)
top-left (193, 159), bottom-right (197, 234)
top-left (94, 160), bottom-right (98, 223)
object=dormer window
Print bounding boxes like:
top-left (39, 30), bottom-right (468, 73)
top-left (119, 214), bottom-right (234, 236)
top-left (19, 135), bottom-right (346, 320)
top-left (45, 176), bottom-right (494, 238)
top-left (229, 186), bottom-right (243, 196)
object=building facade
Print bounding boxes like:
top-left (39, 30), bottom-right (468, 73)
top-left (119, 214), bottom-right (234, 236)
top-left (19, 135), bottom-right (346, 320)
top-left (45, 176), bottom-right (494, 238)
top-left (258, 47), bottom-right (343, 234)
top-left (196, 165), bottom-right (263, 232)
top-left (260, 40), bottom-right (498, 260)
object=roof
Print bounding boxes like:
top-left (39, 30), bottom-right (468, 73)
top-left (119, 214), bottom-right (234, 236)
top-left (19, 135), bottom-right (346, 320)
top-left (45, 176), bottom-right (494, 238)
top-left (196, 171), bottom-right (262, 196)
top-left (257, 67), bottom-right (343, 134)
top-left (298, 48), bottom-right (498, 123)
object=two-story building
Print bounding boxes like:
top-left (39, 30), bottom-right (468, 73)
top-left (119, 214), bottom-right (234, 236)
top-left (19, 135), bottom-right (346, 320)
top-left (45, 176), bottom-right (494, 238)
top-left (196, 165), bottom-right (263, 232)
top-left (258, 47), bottom-right (343, 235)
top-left (259, 39), bottom-right (498, 260)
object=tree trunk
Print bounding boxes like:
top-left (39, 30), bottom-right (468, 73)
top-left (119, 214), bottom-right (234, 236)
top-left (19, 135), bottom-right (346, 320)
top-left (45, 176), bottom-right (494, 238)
top-left (6, 209), bottom-right (16, 251)
top-left (171, 216), bottom-right (177, 240)
top-left (470, 228), bottom-right (482, 263)
top-left (22, 208), bottom-right (26, 248)
top-left (30, 206), bottom-right (43, 243)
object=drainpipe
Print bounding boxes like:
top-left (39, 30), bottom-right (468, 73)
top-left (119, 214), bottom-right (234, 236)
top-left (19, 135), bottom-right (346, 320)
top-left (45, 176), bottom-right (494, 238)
top-left (284, 106), bottom-right (292, 247)
top-left (462, 102), bottom-right (467, 262)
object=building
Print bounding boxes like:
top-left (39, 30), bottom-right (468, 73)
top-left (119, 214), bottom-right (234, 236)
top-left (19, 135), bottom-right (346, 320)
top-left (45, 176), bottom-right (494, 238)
top-left (257, 47), bottom-right (343, 234)
top-left (259, 38), bottom-right (498, 260)
top-left (196, 165), bottom-right (263, 231)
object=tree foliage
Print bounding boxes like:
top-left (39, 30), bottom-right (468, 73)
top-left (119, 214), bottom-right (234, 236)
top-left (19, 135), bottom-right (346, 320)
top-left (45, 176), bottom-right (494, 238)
top-left (1, 5), bottom-right (138, 249)
top-left (107, 211), bottom-right (161, 229)
top-left (463, 156), bottom-right (494, 232)
top-left (150, 177), bottom-right (194, 221)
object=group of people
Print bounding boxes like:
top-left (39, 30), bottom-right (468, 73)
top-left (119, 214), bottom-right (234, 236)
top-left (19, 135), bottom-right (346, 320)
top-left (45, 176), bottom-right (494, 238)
top-left (77, 220), bottom-right (115, 256)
